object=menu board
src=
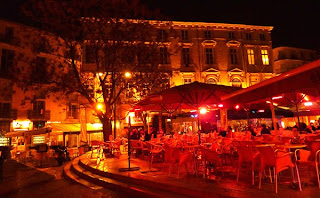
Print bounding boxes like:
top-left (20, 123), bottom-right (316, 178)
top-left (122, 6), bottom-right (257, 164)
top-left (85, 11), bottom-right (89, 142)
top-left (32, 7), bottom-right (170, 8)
top-left (0, 137), bottom-right (9, 146)
top-left (33, 136), bottom-right (45, 144)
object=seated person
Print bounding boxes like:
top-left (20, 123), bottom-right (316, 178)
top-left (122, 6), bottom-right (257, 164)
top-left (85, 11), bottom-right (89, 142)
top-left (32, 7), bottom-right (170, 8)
top-left (247, 125), bottom-right (256, 136)
top-left (260, 124), bottom-right (271, 135)
top-left (305, 125), bottom-right (314, 133)
top-left (130, 129), bottom-right (140, 140)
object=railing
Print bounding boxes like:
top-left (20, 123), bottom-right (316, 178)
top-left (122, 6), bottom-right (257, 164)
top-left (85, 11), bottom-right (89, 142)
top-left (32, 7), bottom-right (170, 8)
top-left (0, 34), bottom-right (20, 46)
top-left (0, 109), bottom-right (17, 119)
top-left (28, 110), bottom-right (50, 120)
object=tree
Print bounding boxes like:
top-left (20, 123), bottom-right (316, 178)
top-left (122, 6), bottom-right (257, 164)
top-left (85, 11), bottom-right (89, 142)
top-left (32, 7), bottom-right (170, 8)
top-left (17, 0), bottom-right (173, 141)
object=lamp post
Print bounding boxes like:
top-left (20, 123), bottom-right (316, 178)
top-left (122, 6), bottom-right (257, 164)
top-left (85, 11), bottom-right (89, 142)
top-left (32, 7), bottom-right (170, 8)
top-left (119, 71), bottom-right (139, 172)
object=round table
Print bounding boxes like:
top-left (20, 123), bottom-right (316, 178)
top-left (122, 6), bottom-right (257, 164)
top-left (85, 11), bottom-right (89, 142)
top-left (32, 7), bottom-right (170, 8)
top-left (253, 144), bottom-right (275, 147)
top-left (276, 144), bottom-right (307, 149)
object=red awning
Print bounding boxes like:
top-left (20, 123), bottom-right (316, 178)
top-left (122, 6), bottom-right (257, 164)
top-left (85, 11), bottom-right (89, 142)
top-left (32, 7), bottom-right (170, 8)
top-left (221, 59), bottom-right (320, 105)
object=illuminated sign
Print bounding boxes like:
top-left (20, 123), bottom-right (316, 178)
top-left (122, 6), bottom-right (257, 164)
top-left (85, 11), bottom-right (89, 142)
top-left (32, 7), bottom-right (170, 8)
top-left (33, 136), bottom-right (45, 144)
top-left (13, 120), bottom-right (31, 131)
top-left (0, 137), bottom-right (9, 146)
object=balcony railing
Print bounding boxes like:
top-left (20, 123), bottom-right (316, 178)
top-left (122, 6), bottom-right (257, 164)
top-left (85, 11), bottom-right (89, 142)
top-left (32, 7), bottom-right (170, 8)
top-left (0, 109), bottom-right (17, 119)
top-left (28, 110), bottom-right (50, 120)
top-left (0, 34), bottom-right (20, 46)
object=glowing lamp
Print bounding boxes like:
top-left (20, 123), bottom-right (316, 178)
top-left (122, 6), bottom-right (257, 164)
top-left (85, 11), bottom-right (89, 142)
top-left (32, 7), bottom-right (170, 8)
top-left (235, 104), bottom-right (240, 110)
top-left (258, 109), bottom-right (265, 113)
top-left (96, 103), bottom-right (104, 110)
top-left (128, 112), bottom-right (135, 117)
top-left (199, 108), bottom-right (207, 114)
top-left (124, 72), bottom-right (132, 78)
top-left (272, 96), bottom-right (283, 100)
top-left (304, 102), bottom-right (313, 106)
top-left (218, 104), bottom-right (223, 108)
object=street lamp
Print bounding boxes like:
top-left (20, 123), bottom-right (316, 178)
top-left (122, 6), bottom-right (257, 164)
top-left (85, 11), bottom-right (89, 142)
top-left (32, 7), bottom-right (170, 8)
top-left (124, 71), bottom-right (132, 78)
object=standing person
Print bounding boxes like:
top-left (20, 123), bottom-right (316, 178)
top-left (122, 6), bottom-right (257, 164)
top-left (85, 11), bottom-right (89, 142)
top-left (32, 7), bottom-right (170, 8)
top-left (260, 124), bottom-right (271, 135)
top-left (144, 127), bottom-right (152, 141)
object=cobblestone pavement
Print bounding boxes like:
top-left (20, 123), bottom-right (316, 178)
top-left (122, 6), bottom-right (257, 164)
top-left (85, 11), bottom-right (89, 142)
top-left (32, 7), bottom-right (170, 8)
top-left (0, 160), bottom-right (127, 198)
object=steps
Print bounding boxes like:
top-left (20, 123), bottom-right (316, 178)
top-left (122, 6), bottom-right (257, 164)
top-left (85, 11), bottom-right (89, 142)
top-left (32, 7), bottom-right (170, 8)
top-left (63, 155), bottom-right (190, 198)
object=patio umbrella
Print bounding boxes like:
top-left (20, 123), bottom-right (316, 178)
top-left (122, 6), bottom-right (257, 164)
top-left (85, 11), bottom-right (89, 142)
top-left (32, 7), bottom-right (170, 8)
top-left (134, 81), bottom-right (240, 143)
top-left (136, 81), bottom-right (240, 110)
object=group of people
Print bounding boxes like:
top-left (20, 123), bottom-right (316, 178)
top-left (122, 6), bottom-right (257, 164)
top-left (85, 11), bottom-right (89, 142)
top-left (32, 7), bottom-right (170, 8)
top-left (130, 127), bottom-right (165, 141)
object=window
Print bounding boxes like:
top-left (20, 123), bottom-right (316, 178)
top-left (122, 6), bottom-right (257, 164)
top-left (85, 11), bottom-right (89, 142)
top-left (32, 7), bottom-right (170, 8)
top-left (204, 30), bottom-right (211, 39)
top-left (206, 78), bottom-right (216, 84)
top-left (247, 49), bottom-right (255, 65)
top-left (159, 46), bottom-right (170, 64)
top-left (4, 27), bottom-right (14, 43)
top-left (231, 78), bottom-right (242, 87)
top-left (229, 49), bottom-right (238, 64)
top-left (205, 48), bottom-right (214, 64)
top-left (0, 103), bottom-right (10, 113)
top-left (33, 121), bottom-right (46, 129)
top-left (246, 33), bottom-right (252, 40)
top-left (158, 29), bottom-right (167, 41)
top-left (181, 48), bottom-right (190, 67)
top-left (290, 52), bottom-right (297, 59)
top-left (34, 57), bottom-right (47, 82)
top-left (1, 49), bottom-right (14, 74)
top-left (33, 101), bottom-right (45, 115)
top-left (261, 49), bottom-right (269, 65)
top-left (259, 34), bottom-right (266, 41)
top-left (0, 121), bottom-right (11, 133)
top-left (181, 30), bottom-right (189, 41)
top-left (229, 32), bottom-right (235, 39)
top-left (278, 51), bottom-right (286, 60)
top-left (68, 104), bottom-right (79, 119)
top-left (184, 78), bottom-right (192, 84)
top-left (85, 45), bottom-right (95, 63)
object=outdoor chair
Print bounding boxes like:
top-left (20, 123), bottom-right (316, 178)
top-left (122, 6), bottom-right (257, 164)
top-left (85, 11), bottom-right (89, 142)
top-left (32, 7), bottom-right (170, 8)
top-left (110, 140), bottom-right (121, 157)
top-left (90, 140), bottom-right (102, 158)
top-left (177, 151), bottom-right (193, 178)
top-left (294, 141), bottom-right (320, 189)
top-left (199, 147), bottom-right (221, 178)
top-left (257, 145), bottom-right (302, 193)
top-left (162, 144), bottom-right (180, 175)
top-left (145, 142), bottom-right (164, 170)
top-left (130, 140), bottom-right (143, 158)
top-left (236, 144), bottom-right (260, 185)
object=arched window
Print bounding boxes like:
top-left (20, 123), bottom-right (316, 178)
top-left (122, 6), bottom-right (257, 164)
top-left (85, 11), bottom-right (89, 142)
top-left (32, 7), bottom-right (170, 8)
top-left (206, 78), bottom-right (217, 84)
top-left (231, 78), bottom-right (242, 87)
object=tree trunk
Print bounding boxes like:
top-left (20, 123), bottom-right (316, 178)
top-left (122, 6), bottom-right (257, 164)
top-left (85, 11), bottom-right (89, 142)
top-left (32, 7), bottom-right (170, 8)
top-left (102, 118), bottom-right (112, 142)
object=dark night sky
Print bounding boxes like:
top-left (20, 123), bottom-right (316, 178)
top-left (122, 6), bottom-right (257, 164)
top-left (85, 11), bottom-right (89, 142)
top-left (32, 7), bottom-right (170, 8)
top-left (1, 0), bottom-right (320, 50)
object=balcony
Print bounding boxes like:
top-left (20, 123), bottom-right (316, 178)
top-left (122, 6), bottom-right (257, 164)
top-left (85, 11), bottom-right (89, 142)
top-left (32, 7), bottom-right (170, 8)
top-left (0, 109), bottom-right (17, 119)
top-left (0, 34), bottom-right (20, 46)
top-left (28, 110), bottom-right (50, 120)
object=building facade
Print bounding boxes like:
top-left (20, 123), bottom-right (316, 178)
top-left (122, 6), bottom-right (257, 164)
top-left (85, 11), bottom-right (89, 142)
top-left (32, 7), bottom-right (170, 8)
top-left (273, 46), bottom-right (319, 74)
top-left (0, 18), bottom-right (275, 146)
top-left (154, 21), bottom-right (275, 88)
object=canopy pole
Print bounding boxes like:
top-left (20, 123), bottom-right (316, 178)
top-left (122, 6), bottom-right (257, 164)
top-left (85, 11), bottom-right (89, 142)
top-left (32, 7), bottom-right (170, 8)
top-left (197, 109), bottom-right (201, 145)
top-left (269, 97), bottom-right (278, 140)
top-left (295, 103), bottom-right (302, 134)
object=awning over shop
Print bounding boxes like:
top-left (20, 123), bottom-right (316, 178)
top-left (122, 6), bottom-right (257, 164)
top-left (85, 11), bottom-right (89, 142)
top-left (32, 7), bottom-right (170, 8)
top-left (48, 123), bottom-right (102, 135)
top-left (5, 131), bottom-right (25, 138)
top-left (5, 127), bottom-right (52, 138)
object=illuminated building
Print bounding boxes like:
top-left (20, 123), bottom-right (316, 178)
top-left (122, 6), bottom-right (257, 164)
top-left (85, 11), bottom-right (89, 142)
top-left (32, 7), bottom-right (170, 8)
top-left (0, 18), bottom-right (275, 144)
